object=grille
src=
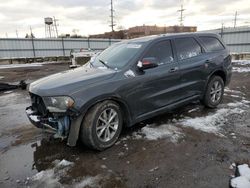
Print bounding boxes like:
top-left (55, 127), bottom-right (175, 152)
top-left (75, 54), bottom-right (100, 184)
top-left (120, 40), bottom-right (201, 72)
top-left (30, 93), bottom-right (47, 116)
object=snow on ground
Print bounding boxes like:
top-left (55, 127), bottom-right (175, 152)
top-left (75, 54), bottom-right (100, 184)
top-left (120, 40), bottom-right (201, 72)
top-left (232, 60), bottom-right (250, 73)
top-left (74, 175), bottom-right (102, 188)
top-left (224, 88), bottom-right (246, 96)
top-left (139, 123), bottom-right (183, 142)
top-left (28, 159), bottom-right (104, 188)
top-left (134, 92), bottom-right (249, 141)
top-left (180, 107), bottom-right (244, 135)
top-left (0, 63), bottom-right (43, 69)
top-left (232, 60), bottom-right (250, 65)
top-left (0, 61), bottom-right (61, 69)
top-left (56, 159), bottom-right (74, 167)
top-left (233, 67), bottom-right (250, 73)
top-left (231, 164), bottom-right (250, 188)
top-left (28, 159), bottom-right (75, 187)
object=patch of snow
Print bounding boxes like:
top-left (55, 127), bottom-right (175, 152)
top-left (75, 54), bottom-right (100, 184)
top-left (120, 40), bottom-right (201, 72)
top-left (233, 67), bottom-right (250, 73)
top-left (139, 123), bottom-right (183, 142)
top-left (149, 166), bottom-right (159, 172)
top-left (238, 164), bottom-right (250, 181)
top-left (231, 176), bottom-right (250, 188)
top-left (3, 90), bottom-right (13, 94)
top-left (231, 164), bottom-right (250, 188)
top-left (242, 99), bottom-right (250, 104)
top-left (74, 175), bottom-right (101, 188)
top-left (224, 88), bottom-right (245, 95)
top-left (227, 101), bottom-right (249, 108)
top-left (56, 159), bottom-right (74, 167)
top-left (180, 106), bottom-right (245, 134)
top-left (0, 63), bottom-right (43, 69)
top-left (188, 107), bottom-right (200, 113)
top-left (232, 60), bottom-right (250, 65)
top-left (32, 169), bottom-right (55, 181)
top-left (29, 159), bottom-right (75, 187)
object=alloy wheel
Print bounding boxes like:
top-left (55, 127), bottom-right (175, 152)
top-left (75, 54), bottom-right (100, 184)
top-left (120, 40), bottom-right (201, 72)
top-left (210, 81), bottom-right (222, 103)
top-left (96, 108), bottom-right (119, 142)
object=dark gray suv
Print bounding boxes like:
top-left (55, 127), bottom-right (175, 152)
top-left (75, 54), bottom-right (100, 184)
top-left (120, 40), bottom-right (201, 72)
top-left (26, 33), bottom-right (232, 150)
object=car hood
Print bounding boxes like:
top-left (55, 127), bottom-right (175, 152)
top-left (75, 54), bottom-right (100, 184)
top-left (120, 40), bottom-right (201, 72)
top-left (29, 66), bottom-right (116, 96)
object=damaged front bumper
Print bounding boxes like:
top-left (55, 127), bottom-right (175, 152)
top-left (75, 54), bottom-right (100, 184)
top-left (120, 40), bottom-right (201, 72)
top-left (26, 106), bottom-right (84, 147)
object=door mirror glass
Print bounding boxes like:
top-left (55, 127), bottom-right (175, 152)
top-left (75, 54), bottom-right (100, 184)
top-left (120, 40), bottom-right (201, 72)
top-left (137, 57), bottom-right (158, 70)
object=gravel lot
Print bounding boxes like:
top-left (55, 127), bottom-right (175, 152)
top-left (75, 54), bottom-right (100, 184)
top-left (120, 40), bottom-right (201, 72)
top-left (0, 61), bottom-right (250, 188)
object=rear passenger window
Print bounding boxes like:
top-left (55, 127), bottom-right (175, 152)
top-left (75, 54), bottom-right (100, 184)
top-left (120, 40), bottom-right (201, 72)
top-left (199, 36), bottom-right (225, 52)
top-left (175, 38), bottom-right (202, 61)
top-left (144, 40), bottom-right (174, 65)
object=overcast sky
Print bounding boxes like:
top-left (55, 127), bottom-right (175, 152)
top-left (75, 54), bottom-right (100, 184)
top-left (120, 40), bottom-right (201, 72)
top-left (0, 0), bottom-right (250, 38)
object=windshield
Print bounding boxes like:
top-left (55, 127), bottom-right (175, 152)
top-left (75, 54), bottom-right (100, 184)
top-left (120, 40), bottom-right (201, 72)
top-left (91, 42), bottom-right (143, 69)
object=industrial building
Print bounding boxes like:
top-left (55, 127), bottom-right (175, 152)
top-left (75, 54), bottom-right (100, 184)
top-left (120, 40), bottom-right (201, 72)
top-left (89, 25), bottom-right (197, 39)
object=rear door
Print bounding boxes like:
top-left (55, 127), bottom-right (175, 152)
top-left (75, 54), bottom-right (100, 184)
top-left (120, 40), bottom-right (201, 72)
top-left (198, 35), bottom-right (230, 78)
top-left (173, 37), bottom-right (207, 98)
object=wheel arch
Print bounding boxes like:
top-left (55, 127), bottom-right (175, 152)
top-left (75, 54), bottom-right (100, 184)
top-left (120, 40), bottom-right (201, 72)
top-left (209, 69), bottom-right (226, 84)
top-left (67, 95), bottom-right (132, 147)
top-left (79, 95), bottom-right (132, 127)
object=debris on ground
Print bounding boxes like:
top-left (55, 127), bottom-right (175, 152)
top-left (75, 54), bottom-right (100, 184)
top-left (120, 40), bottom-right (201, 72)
top-left (0, 80), bottom-right (27, 92)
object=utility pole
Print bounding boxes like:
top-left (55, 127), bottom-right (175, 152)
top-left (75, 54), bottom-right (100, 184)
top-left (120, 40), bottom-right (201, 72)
top-left (178, 4), bottom-right (185, 26)
top-left (220, 23), bottom-right (224, 38)
top-left (16, 30), bottom-right (19, 38)
top-left (30, 26), bottom-right (34, 38)
top-left (110, 0), bottom-right (116, 32)
top-left (234, 11), bottom-right (238, 28)
top-left (53, 16), bottom-right (59, 38)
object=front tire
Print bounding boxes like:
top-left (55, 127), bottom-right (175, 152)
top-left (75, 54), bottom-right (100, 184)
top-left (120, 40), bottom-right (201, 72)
top-left (80, 100), bottom-right (123, 150)
top-left (202, 76), bottom-right (224, 108)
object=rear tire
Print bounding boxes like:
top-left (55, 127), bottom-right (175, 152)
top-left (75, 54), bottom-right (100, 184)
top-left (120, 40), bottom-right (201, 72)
top-left (80, 100), bottom-right (123, 150)
top-left (202, 76), bottom-right (224, 108)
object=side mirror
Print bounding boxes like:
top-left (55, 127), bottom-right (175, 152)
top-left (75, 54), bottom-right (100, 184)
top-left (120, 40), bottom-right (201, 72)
top-left (137, 57), bottom-right (158, 70)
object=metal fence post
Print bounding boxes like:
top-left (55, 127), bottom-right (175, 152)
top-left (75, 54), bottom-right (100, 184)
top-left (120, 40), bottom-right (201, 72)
top-left (109, 38), bottom-right (111, 46)
top-left (220, 25), bottom-right (224, 39)
top-left (31, 37), bottom-right (36, 57)
top-left (87, 37), bottom-right (90, 49)
top-left (61, 37), bottom-right (65, 56)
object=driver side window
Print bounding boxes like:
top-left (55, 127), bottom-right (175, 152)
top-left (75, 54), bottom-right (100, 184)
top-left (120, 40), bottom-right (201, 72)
top-left (143, 40), bottom-right (174, 65)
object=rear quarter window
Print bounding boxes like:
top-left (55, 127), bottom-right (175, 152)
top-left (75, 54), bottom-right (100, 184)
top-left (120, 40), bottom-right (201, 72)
top-left (199, 36), bottom-right (225, 52)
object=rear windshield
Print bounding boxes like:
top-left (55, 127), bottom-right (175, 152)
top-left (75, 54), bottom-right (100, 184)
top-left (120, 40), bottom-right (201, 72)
top-left (199, 36), bottom-right (225, 52)
top-left (91, 42), bottom-right (144, 69)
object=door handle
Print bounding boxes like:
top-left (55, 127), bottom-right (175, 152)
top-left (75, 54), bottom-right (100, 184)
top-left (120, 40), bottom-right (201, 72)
top-left (205, 59), bottom-right (211, 63)
top-left (169, 67), bottom-right (179, 73)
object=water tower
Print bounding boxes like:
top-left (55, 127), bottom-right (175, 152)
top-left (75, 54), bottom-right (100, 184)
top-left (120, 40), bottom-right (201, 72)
top-left (45, 17), bottom-right (56, 38)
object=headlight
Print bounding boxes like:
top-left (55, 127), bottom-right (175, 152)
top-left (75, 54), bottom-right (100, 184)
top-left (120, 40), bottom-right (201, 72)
top-left (43, 96), bottom-right (75, 112)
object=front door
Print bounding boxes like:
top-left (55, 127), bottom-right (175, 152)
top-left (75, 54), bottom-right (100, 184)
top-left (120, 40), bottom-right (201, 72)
top-left (127, 40), bottom-right (182, 118)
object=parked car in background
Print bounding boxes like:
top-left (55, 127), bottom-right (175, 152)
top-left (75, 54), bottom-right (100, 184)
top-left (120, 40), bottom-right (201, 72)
top-left (26, 33), bottom-right (232, 150)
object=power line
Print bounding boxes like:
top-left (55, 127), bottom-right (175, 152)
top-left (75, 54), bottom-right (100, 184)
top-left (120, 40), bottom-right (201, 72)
top-left (177, 4), bottom-right (185, 26)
